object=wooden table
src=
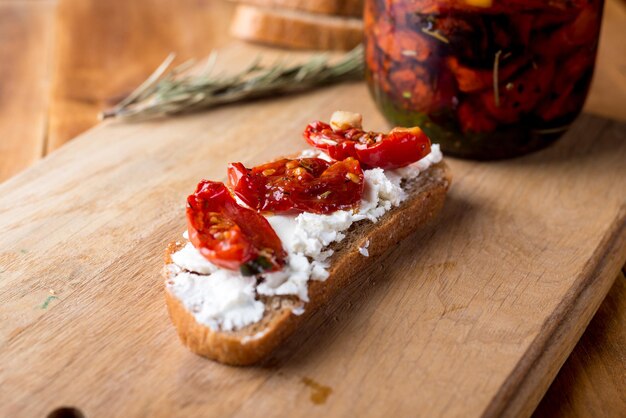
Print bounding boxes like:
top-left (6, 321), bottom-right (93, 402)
top-left (1, 0), bottom-right (624, 416)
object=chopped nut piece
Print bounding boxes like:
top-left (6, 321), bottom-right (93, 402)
top-left (346, 172), bottom-right (360, 183)
top-left (330, 111), bottom-right (363, 131)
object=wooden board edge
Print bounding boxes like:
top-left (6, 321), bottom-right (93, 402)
top-left (484, 205), bottom-right (626, 418)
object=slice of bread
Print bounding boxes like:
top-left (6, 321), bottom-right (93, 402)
top-left (230, 4), bottom-right (363, 51)
top-left (164, 161), bottom-right (451, 365)
top-left (229, 0), bottom-right (364, 17)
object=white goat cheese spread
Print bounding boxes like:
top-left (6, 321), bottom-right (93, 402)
top-left (166, 145), bottom-right (442, 331)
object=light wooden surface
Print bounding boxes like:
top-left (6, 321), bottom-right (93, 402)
top-left (533, 272), bottom-right (626, 418)
top-left (0, 0), bottom-right (625, 416)
top-left (0, 43), bottom-right (625, 418)
top-left (0, 0), bottom-right (55, 182)
top-left (49, 0), bottom-right (235, 151)
top-left (584, 0), bottom-right (626, 122)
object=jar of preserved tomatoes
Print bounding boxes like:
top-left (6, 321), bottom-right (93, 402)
top-left (364, 0), bottom-right (604, 159)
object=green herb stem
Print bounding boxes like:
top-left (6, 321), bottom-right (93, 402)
top-left (493, 50), bottom-right (503, 108)
top-left (40, 295), bottom-right (58, 309)
top-left (421, 28), bottom-right (450, 44)
top-left (102, 45), bottom-right (365, 120)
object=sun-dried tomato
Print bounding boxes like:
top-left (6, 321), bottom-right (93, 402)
top-left (228, 157), bottom-right (364, 214)
top-left (303, 121), bottom-right (431, 169)
top-left (186, 181), bottom-right (286, 275)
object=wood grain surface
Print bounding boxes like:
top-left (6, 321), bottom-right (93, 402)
top-left (0, 43), bottom-right (624, 417)
top-left (584, 0), bottom-right (626, 122)
top-left (0, 1), bottom-right (55, 183)
top-left (48, 0), bottom-right (234, 150)
top-left (533, 272), bottom-right (626, 418)
top-left (0, 0), bottom-right (625, 416)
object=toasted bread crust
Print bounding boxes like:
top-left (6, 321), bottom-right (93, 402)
top-left (230, 4), bottom-right (363, 51)
top-left (164, 162), bottom-right (451, 365)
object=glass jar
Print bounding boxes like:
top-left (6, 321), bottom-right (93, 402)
top-left (364, 0), bottom-right (604, 159)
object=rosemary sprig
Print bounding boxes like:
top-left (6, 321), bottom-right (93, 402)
top-left (421, 28), bottom-right (450, 44)
top-left (102, 45), bottom-right (364, 120)
top-left (493, 50), bottom-right (503, 108)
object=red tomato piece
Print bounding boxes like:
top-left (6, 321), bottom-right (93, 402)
top-left (430, 66), bottom-right (459, 112)
top-left (375, 25), bottom-right (432, 63)
top-left (447, 55), bottom-right (527, 93)
top-left (303, 122), bottom-right (431, 169)
top-left (457, 100), bottom-right (498, 134)
top-left (387, 66), bottom-right (434, 112)
top-left (186, 180), bottom-right (286, 275)
top-left (537, 51), bottom-right (593, 121)
top-left (480, 60), bottom-right (555, 124)
top-left (228, 157), bottom-right (364, 214)
top-left (533, 3), bottom-right (602, 58)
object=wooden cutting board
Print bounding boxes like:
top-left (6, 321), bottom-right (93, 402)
top-left (1, 43), bottom-right (625, 418)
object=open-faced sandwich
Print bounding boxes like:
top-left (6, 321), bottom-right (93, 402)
top-left (163, 111), bottom-right (451, 365)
